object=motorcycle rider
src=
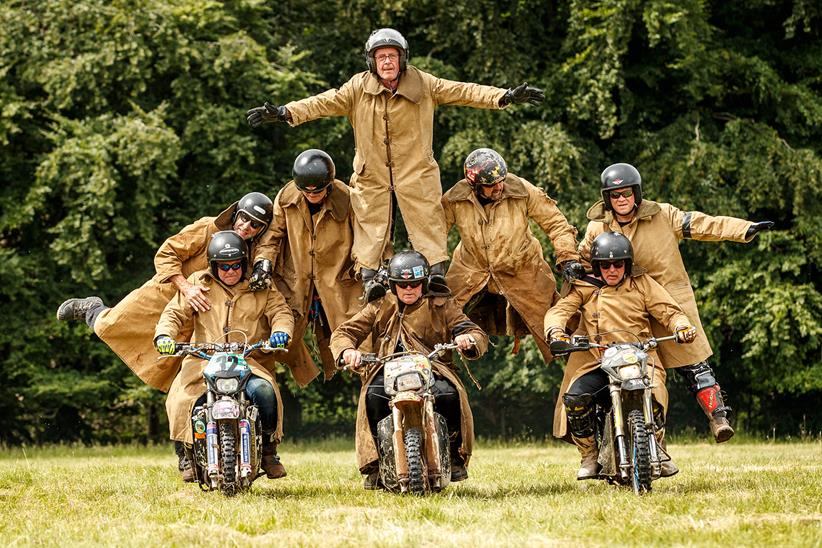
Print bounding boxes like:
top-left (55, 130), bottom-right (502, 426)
top-left (247, 28), bottom-right (544, 302)
top-left (252, 149), bottom-right (364, 384)
top-left (544, 232), bottom-right (697, 480)
top-left (441, 148), bottom-right (583, 363)
top-left (54, 192), bottom-right (309, 477)
top-left (329, 250), bottom-right (489, 489)
top-left (578, 163), bottom-right (774, 442)
top-left (155, 230), bottom-right (295, 481)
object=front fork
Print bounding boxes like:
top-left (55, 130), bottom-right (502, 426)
top-left (643, 388), bottom-right (662, 478)
top-left (609, 385), bottom-right (630, 482)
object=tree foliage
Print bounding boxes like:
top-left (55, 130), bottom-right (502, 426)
top-left (1, 0), bottom-right (819, 443)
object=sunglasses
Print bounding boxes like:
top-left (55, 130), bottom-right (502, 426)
top-left (600, 260), bottom-right (625, 271)
top-left (610, 189), bottom-right (634, 199)
top-left (237, 211), bottom-right (264, 230)
top-left (218, 262), bottom-right (243, 272)
top-left (395, 280), bottom-right (423, 289)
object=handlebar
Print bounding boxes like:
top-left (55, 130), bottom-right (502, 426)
top-left (166, 340), bottom-right (285, 360)
top-left (341, 341), bottom-right (464, 372)
top-left (549, 334), bottom-right (679, 356)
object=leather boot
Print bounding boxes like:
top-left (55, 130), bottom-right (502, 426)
top-left (571, 435), bottom-right (599, 480)
top-left (450, 441), bottom-right (468, 482)
top-left (696, 385), bottom-right (735, 443)
top-left (360, 268), bottom-right (386, 303)
top-left (428, 261), bottom-right (451, 296)
top-left (56, 296), bottom-right (103, 323)
top-left (361, 462), bottom-right (383, 490)
top-left (261, 441), bottom-right (287, 479)
top-left (654, 429), bottom-right (679, 478)
top-left (174, 441), bottom-right (195, 483)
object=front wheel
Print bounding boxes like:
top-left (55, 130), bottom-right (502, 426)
top-left (220, 422), bottom-right (238, 496)
top-left (628, 409), bottom-right (652, 494)
top-left (404, 427), bottom-right (426, 495)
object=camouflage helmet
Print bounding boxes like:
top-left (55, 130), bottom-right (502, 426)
top-left (464, 148), bottom-right (508, 188)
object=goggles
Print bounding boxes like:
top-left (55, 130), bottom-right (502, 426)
top-left (218, 262), bottom-right (243, 272)
top-left (394, 280), bottom-right (423, 289)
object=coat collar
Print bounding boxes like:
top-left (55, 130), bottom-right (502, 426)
top-left (197, 269), bottom-right (249, 295)
top-left (362, 66), bottom-right (423, 104)
top-left (214, 201), bottom-right (238, 229)
top-left (445, 173), bottom-right (529, 204)
top-left (586, 199), bottom-right (661, 223)
top-left (280, 180), bottom-right (350, 222)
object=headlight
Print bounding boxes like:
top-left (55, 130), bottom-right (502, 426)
top-left (617, 364), bottom-right (642, 381)
top-left (216, 378), bottom-right (239, 393)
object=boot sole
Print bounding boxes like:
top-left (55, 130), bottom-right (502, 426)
top-left (714, 427), bottom-right (734, 443)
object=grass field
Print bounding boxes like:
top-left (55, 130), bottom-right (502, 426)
top-left (1, 439), bottom-right (820, 546)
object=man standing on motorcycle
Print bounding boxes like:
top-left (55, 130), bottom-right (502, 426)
top-left (441, 148), bottom-right (583, 363)
top-left (252, 149), bottom-right (363, 383)
top-left (544, 231), bottom-right (697, 480)
top-left (154, 230), bottom-right (295, 481)
top-left (578, 163), bottom-right (774, 442)
top-left (330, 250), bottom-right (489, 489)
top-left (247, 28), bottom-right (544, 303)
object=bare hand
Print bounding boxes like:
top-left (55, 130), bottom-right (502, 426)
top-left (343, 349), bottom-right (363, 371)
top-left (454, 334), bottom-right (476, 351)
top-left (183, 284), bottom-right (211, 313)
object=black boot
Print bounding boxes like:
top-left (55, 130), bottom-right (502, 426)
top-left (361, 268), bottom-right (387, 303)
top-left (450, 439), bottom-right (468, 482)
top-left (428, 261), bottom-right (451, 296)
top-left (174, 441), bottom-right (195, 483)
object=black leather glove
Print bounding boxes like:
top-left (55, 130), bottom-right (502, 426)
top-left (745, 221), bottom-right (774, 240)
top-left (501, 82), bottom-right (545, 106)
top-left (560, 260), bottom-right (586, 283)
top-left (248, 259), bottom-right (272, 291)
top-left (246, 102), bottom-right (289, 128)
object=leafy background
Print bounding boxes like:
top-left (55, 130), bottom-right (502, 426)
top-left (1, 0), bottom-right (819, 443)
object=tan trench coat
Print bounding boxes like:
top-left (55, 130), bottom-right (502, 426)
top-left (254, 179), bottom-right (363, 383)
top-left (442, 175), bottom-right (579, 361)
top-left (93, 204), bottom-right (250, 392)
top-left (285, 66), bottom-right (507, 270)
top-left (579, 199), bottom-right (753, 368)
top-left (544, 272), bottom-right (691, 440)
top-left (156, 271), bottom-right (294, 443)
top-left (329, 294), bottom-right (489, 472)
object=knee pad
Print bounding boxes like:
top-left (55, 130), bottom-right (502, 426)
top-left (563, 392), bottom-right (595, 438)
top-left (675, 361), bottom-right (717, 393)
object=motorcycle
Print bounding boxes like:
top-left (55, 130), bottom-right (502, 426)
top-left (168, 335), bottom-right (280, 496)
top-left (550, 333), bottom-right (678, 494)
top-left (353, 342), bottom-right (460, 495)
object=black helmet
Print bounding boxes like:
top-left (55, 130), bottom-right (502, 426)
top-left (293, 149), bottom-right (335, 193)
top-left (365, 28), bottom-right (409, 73)
top-left (600, 163), bottom-right (642, 210)
top-left (387, 250), bottom-right (429, 295)
top-left (234, 192), bottom-right (273, 236)
top-left (590, 232), bottom-right (633, 277)
top-left (464, 148), bottom-right (508, 188)
top-left (208, 230), bottom-right (249, 280)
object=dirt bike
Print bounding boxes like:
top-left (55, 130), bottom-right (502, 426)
top-left (550, 333), bottom-right (679, 494)
top-left (169, 337), bottom-right (281, 496)
top-left (354, 342), bottom-right (460, 495)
